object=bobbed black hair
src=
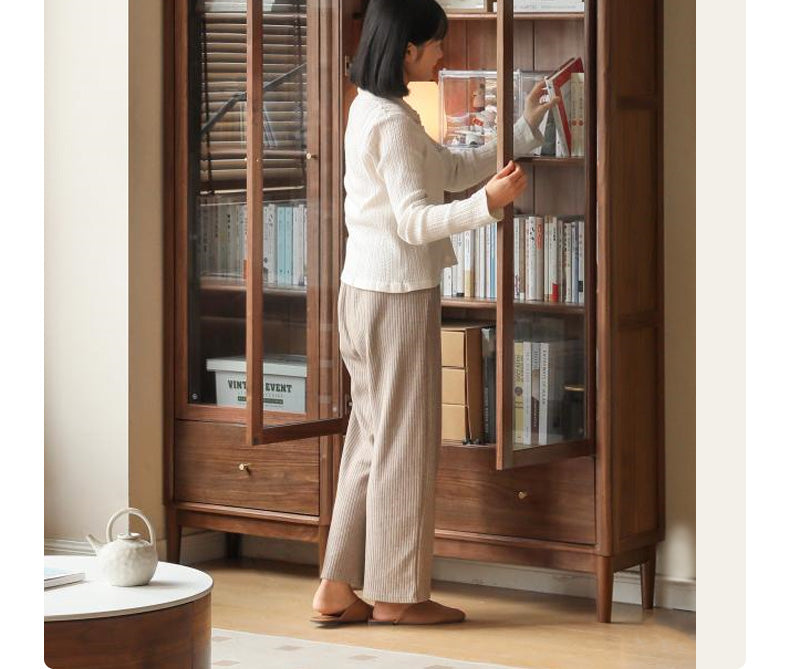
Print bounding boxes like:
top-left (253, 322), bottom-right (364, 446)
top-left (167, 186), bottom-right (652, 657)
top-left (349, 0), bottom-right (448, 99)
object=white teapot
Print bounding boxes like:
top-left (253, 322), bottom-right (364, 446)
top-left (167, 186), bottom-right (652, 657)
top-left (86, 507), bottom-right (159, 586)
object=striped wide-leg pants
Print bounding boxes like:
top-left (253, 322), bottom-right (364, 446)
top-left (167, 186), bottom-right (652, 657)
top-left (319, 281), bottom-right (442, 603)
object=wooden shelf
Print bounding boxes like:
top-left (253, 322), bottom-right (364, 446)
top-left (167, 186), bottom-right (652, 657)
top-left (442, 297), bottom-right (584, 315)
top-left (200, 277), bottom-right (307, 298)
top-left (517, 156), bottom-right (585, 166)
top-left (446, 12), bottom-right (584, 21)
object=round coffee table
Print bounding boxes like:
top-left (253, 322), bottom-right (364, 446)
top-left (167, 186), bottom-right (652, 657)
top-left (44, 555), bottom-right (213, 669)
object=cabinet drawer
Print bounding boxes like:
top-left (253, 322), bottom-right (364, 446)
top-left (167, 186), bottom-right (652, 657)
top-left (174, 420), bottom-right (319, 515)
top-left (435, 445), bottom-right (595, 544)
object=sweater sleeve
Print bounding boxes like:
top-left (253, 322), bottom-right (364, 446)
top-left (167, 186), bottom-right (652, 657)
top-left (436, 115), bottom-right (545, 193)
top-left (371, 113), bottom-right (500, 246)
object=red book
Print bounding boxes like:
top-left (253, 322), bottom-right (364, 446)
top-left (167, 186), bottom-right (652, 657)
top-left (544, 57), bottom-right (584, 156)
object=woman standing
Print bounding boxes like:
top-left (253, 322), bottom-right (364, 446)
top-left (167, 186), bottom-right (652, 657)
top-left (311, 0), bottom-right (556, 626)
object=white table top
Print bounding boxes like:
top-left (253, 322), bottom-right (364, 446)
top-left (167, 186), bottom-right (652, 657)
top-left (44, 555), bottom-right (213, 622)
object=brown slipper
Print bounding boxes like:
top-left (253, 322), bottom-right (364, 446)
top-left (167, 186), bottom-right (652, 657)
top-left (368, 600), bottom-right (466, 625)
top-left (310, 597), bottom-right (373, 627)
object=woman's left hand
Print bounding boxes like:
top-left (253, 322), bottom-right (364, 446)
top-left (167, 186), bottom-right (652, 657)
top-left (523, 80), bottom-right (558, 131)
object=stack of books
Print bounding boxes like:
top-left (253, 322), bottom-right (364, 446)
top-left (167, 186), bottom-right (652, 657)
top-left (512, 338), bottom-right (582, 448)
top-left (198, 194), bottom-right (308, 289)
top-left (442, 215), bottom-right (585, 304)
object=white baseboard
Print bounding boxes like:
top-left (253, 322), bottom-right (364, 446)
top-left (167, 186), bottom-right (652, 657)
top-left (46, 532), bottom-right (695, 613)
top-left (241, 535), bottom-right (696, 613)
top-left (44, 529), bottom-right (226, 566)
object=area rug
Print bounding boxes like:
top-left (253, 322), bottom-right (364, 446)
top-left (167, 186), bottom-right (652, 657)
top-left (211, 627), bottom-right (525, 669)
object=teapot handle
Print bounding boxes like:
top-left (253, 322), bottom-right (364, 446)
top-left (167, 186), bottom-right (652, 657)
top-left (105, 507), bottom-right (157, 547)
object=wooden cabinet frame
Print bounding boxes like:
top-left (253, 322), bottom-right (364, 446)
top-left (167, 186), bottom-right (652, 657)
top-left (163, 0), bottom-right (664, 623)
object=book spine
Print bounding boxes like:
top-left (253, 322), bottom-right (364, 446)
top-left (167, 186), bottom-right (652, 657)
top-left (284, 204), bottom-right (293, 286)
top-left (556, 217), bottom-right (564, 302)
top-left (538, 342), bottom-right (549, 444)
top-left (535, 215), bottom-right (544, 301)
top-left (513, 215), bottom-right (521, 300)
top-left (570, 72), bottom-right (585, 157)
top-left (513, 340), bottom-right (524, 446)
top-left (564, 220), bottom-right (573, 303)
top-left (519, 216), bottom-right (526, 300)
top-left (302, 202), bottom-right (309, 287)
top-left (485, 223), bottom-right (492, 299)
top-left (523, 340), bottom-right (532, 445)
top-left (293, 202), bottom-right (304, 286)
top-left (530, 341), bottom-right (540, 444)
top-left (239, 201), bottom-right (248, 280)
top-left (546, 217), bottom-right (559, 302)
top-left (453, 233), bottom-right (464, 297)
top-left (276, 204), bottom-right (285, 285)
top-left (491, 224), bottom-right (497, 299)
top-left (571, 220), bottom-right (579, 303)
top-left (477, 226), bottom-right (485, 298)
top-left (578, 219), bottom-right (585, 304)
top-left (464, 228), bottom-right (475, 298)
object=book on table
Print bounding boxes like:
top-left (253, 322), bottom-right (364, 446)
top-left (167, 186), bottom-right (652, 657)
top-left (45, 565), bottom-right (86, 589)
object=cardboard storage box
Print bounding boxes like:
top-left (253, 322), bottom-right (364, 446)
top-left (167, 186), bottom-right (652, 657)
top-left (441, 322), bottom-right (487, 369)
top-left (206, 354), bottom-right (307, 413)
top-left (440, 322), bottom-right (487, 442)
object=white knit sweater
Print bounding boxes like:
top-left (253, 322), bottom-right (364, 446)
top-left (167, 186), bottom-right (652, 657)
top-left (340, 87), bottom-right (543, 293)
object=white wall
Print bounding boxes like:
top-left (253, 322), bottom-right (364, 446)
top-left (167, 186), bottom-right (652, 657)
top-left (44, 0), bottom-right (130, 541)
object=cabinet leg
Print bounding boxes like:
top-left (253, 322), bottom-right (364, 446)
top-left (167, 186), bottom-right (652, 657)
top-left (317, 525), bottom-right (329, 574)
top-left (166, 506), bottom-right (182, 564)
top-left (640, 545), bottom-right (657, 610)
top-left (595, 555), bottom-right (614, 623)
top-left (226, 533), bottom-right (242, 560)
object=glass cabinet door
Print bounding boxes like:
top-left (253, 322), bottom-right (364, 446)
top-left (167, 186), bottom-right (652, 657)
top-left (500, 1), bottom-right (592, 464)
top-left (186, 0), bottom-right (249, 408)
top-left (184, 0), bottom-right (343, 436)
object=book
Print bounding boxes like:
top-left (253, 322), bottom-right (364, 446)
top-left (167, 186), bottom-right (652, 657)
top-left (464, 229), bottom-right (475, 297)
top-left (514, 1), bottom-right (585, 12)
top-left (578, 220), bottom-right (585, 303)
top-left (481, 326), bottom-right (497, 442)
top-left (538, 341), bottom-right (568, 444)
top-left (569, 72), bottom-right (585, 157)
top-left (45, 566), bottom-right (85, 589)
top-left (264, 202), bottom-right (276, 285)
top-left (513, 340), bottom-right (525, 444)
top-left (522, 340), bottom-right (533, 446)
top-left (544, 57), bottom-right (584, 158)
top-left (283, 204), bottom-right (293, 286)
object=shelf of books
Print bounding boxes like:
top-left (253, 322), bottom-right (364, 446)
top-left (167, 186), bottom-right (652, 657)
top-left (185, 1), bottom-right (316, 419)
top-left (439, 1), bottom-right (585, 21)
top-left (435, 0), bottom-right (591, 459)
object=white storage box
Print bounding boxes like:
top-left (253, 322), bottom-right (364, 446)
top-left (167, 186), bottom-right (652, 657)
top-left (206, 354), bottom-right (307, 413)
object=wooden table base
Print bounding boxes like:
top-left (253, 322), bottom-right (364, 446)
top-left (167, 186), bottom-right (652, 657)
top-left (45, 593), bottom-right (211, 669)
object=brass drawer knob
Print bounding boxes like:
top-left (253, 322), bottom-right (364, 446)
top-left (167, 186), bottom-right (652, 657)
top-left (517, 491), bottom-right (528, 500)
top-left (238, 463), bottom-right (251, 472)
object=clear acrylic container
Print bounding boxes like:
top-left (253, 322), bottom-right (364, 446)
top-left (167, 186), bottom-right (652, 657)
top-left (438, 69), bottom-right (558, 157)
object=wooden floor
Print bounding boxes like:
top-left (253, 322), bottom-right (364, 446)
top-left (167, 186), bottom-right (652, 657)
top-left (198, 556), bottom-right (695, 669)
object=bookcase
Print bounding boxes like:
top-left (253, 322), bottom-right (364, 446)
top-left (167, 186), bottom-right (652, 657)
top-left (164, 0), bottom-right (664, 623)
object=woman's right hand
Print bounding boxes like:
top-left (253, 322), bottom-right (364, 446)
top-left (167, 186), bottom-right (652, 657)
top-left (484, 160), bottom-right (527, 212)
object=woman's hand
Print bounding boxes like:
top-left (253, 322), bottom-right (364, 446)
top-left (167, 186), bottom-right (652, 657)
top-left (523, 79), bottom-right (558, 131)
top-left (485, 160), bottom-right (527, 211)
